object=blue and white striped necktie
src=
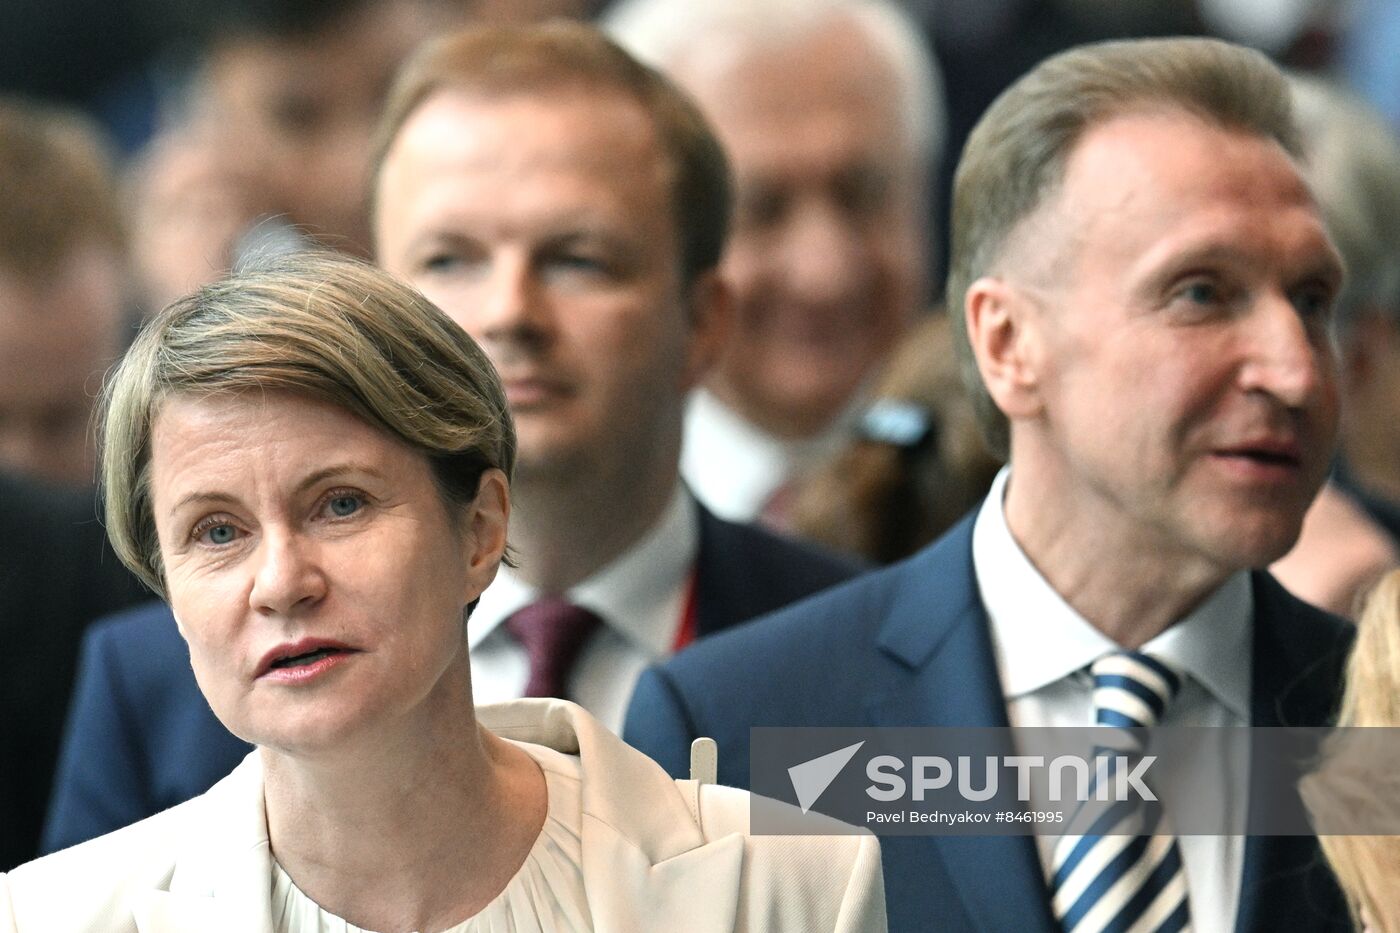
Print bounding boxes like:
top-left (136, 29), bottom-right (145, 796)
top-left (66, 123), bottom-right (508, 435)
top-left (1049, 651), bottom-right (1192, 933)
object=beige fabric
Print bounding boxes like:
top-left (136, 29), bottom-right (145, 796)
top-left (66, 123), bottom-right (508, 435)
top-left (268, 743), bottom-right (588, 933)
top-left (0, 699), bottom-right (886, 933)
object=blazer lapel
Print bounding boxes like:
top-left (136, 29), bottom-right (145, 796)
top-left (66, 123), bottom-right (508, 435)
top-left (130, 753), bottom-right (276, 933)
top-left (865, 519), bottom-right (1058, 933)
top-left (1235, 573), bottom-right (1352, 933)
top-left (484, 699), bottom-right (747, 932)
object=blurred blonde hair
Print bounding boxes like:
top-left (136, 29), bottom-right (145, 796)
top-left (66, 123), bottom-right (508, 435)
top-left (1300, 569), bottom-right (1400, 929)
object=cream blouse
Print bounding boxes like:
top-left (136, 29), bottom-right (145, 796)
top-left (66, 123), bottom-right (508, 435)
top-left (269, 743), bottom-right (590, 933)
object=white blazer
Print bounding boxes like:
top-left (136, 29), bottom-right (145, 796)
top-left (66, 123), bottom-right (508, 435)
top-left (1, 699), bottom-right (886, 932)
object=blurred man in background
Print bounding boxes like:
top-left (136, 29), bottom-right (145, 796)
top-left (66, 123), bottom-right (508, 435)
top-left (1269, 76), bottom-right (1400, 616)
top-left (607, 0), bottom-right (944, 527)
top-left (0, 99), bottom-right (129, 487)
top-left (129, 0), bottom-right (445, 311)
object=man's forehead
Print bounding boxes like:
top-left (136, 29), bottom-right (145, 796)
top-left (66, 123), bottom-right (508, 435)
top-left (996, 108), bottom-right (1334, 290)
top-left (375, 88), bottom-right (680, 256)
top-left (671, 17), bottom-right (907, 157)
top-left (393, 87), bottom-right (666, 174)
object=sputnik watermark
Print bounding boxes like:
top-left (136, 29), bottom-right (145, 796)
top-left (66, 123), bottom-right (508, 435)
top-left (865, 753), bottom-right (1156, 803)
top-left (748, 726), bottom-right (1400, 837)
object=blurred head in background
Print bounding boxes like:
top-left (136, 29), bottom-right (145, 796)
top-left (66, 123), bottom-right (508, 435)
top-left (607, 0), bottom-right (943, 442)
top-left (1291, 75), bottom-right (1400, 512)
top-left (0, 98), bottom-right (128, 486)
top-left (372, 22), bottom-right (731, 585)
top-left (131, 0), bottom-right (447, 312)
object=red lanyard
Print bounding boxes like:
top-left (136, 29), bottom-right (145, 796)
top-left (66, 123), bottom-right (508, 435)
top-left (671, 570), bottom-right (699, 652)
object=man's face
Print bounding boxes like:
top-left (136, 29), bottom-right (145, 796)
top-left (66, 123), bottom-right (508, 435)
top-left (1003, 110), bottom-right (1342, 575)
top-left (376, 88), bottom-right (713, 482)
top-left (0, 244), bottom-right (125, 485)
top-left (675, 19), bottom-right (925, 438)
top-left (206, 0), bottom-right (439, 254)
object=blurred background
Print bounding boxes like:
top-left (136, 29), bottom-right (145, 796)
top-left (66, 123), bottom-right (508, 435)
top-left (4, 0), bottom-right (1400, 871)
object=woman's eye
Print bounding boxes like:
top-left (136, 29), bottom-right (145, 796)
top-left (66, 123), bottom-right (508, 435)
top-left (194, 521), bottom-right (240, 546)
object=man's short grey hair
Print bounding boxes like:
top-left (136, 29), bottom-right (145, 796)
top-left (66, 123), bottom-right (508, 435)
top-left (604, 0), bottom-right (945, 167)
top-left (1290, 74), bottom-right (1400, 337)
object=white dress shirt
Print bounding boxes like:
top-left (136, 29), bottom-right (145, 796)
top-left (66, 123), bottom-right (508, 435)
top-left (468, 484), bottom-right (698, 733)
top-left (972, 468), bottom-right (1251, 933)
top-left (680, 387), bottom-right (852, 523)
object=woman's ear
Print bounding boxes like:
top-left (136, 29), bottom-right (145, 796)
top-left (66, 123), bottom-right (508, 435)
top-left (462, 468), bottom-right (509, 603)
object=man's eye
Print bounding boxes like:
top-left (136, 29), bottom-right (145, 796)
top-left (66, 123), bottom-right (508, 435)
top-left (423, 253), bottom-right (461, 273)
top-left (1181, 281), bottom-right (1219, 305)
top-left (553, 254), bottom-right (606, 273)
top-left (1290, 286), bottom-right (1336, 322)
top-left (736, 187), bottom-right (787, 231)
top-left (324, 493), bottom-right (364, 518)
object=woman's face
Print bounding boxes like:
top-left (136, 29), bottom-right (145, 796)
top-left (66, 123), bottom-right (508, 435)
top-left (149, 390), bottom-right (507, 754)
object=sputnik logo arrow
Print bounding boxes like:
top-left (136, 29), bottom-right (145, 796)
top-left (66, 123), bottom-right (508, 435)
top-left (788, 741), bottom-right (865, 813)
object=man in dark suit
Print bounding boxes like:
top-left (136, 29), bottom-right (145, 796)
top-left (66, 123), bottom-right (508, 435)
top-left (43, 23), bottom-right (859, 852)
top-left (625, 37), bottom-right (1354, 933)
top-left (0, 473), bottom-right (146, 870)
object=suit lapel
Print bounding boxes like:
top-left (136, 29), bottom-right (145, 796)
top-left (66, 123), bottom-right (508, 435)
top-left (484, 699), bottom-right (746, 931)
top-left (866, 518), bottom-right (1058, 933)
top-left (130, 754), bottom-right (276, 933)
top-left (1235, 572), bottom-right (1351, 933)
top-left (1243, 574), bottom-right (1349, 930)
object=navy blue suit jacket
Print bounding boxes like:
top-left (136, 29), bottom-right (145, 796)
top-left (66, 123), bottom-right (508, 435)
top-left (623, 513), bottom-right (1355, 933)
top-left (41, 504), bottom-right (860, 852)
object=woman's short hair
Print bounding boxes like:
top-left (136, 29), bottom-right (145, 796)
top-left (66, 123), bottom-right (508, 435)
top-left (100, 251), bottom-right (515, 595)
top-left (945, 36), bottom-right (1301, 457)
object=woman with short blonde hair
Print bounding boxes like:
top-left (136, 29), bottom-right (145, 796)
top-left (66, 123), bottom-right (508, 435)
top-left (0, 252), bottom-right (885, 932)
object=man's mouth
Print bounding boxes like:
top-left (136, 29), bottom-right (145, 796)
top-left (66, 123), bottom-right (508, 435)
top-left (1211, 439), bottom-right (1305, 476)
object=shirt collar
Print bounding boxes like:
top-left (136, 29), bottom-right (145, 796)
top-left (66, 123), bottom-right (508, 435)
top-left (974, 467), bottom-right (1253, 719)
top-left (469, 483), bottom-right (699, 660)
top-left (680, 387), bottom-right (853, 521)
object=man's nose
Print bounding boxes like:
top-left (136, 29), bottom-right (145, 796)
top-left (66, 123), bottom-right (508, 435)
top-left (476, 253), bottom-right (554, 347)
top-left (1239, 293), bottom-right (1336, 409)
top-left (776, 198), bottom-right (869, 307)
top-left (249, 530), bottom-right (328, 617)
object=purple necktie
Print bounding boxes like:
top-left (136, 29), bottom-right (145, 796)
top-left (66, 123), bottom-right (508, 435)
top-left (504, 598), bottom-right (602, 699)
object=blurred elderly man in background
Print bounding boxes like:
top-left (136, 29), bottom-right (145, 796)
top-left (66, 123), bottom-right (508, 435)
top-left (607, 0), bottom-right (944, 527)
top-left (0, 100), bottom-right (129, 487)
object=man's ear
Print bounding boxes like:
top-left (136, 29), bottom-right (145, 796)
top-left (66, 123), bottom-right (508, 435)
top-left (965, 276), bottom-right (1044, 422)
top-left (462, 468), bottom-right (510, 604)
top-left (678, 269), bottom-right (733, 392)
